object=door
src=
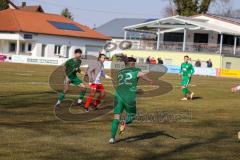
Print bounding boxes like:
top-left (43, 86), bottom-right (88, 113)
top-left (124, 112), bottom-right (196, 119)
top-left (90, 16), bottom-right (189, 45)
top-left (41, 44), bottom-right (46, 57)
top-left (66, 46), bottom-right (71, 58)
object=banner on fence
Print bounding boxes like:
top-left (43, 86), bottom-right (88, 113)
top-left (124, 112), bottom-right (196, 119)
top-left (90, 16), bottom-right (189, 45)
top-left (166, 65), bottom-right (217, 76)
top-left (220, 68), bottom-right (240, 78)
top-left (12, 55), bottom-right (68, 65)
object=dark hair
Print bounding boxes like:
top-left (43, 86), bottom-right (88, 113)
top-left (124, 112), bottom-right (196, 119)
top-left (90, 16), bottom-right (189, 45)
top-left (184, 55), bottom-right (189, 58)
top-left (98, 54), bottom-right (106, 60)
top-left (124, 57), bottom-right (136, 65)
top-left (74, 49), bottom-right (82, 54)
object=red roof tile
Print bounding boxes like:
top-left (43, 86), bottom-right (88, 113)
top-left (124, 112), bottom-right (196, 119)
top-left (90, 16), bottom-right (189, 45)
top-left (0, 9), bottom-right (111, 41)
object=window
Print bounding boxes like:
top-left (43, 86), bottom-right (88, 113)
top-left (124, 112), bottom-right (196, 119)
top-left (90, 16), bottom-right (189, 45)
top-left (9, 42), bottom-right (16, 52)
top-left (21, 43), bottom-right (25, 53)
top-left (164, 33), bottom-right (184, 42)
top-left (194, 33), bottom-right (209, 43)
top-left (48, 21), bottom-right (83, 31)
top-left (24, 34), bottom-right (33, 39)
top-left (28, 43), bottom-right (32, 51)
top-left (226, 62), bottom-right (231, 69)
top-left (54, 45), bottom-right (61, 55)
top-left (237, 37), bottom-right (240, 46)
top-left (218, 34), bottom-right (234, 45)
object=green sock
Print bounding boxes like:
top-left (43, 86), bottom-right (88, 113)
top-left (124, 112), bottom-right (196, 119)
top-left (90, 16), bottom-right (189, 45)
top-left (186, 88), bottom-right (190, 95)
top-left (111, 119), bottom-right (120, 139)
top-left (79, 88), bottom-right (86, 100)
top-left (182, 88), bottom-right (189, 97)
top-left (58, 92), bottom-right (65, 101)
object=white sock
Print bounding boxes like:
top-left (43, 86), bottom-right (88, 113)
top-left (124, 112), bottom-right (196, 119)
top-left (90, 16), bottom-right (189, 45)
top-left (78, 99), bottom-right (82, 104)
top-left (56, 100), bottom-right (61, 105)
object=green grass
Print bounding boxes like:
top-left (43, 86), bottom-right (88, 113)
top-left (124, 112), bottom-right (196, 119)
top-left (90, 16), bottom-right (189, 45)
top-left (0, 62), bottom-right (240, 160)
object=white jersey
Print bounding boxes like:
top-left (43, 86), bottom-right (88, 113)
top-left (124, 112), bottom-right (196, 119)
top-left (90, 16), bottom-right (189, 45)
top-left (94, 70), bottom-right (105, 84)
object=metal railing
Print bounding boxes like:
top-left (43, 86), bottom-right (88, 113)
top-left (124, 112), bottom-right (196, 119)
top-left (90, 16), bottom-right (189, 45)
top-left (130, 41), bottom-right (240, 56)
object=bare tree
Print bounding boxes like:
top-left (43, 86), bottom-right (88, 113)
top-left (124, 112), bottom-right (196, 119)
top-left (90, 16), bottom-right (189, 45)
top-left (230, 9), bottom-right (240, 18)
top-left (163, 0), bottom-right (177, 17)
top-left (209, 0), bottom-right (233, 17)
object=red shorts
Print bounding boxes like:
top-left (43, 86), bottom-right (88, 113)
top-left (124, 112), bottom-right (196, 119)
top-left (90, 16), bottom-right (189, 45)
top-left (90, 83), bottom-right (104, 93)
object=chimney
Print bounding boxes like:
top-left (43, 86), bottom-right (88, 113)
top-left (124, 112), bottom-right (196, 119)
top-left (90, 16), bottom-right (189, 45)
top-left (22, 2), bottom-right (26, 7)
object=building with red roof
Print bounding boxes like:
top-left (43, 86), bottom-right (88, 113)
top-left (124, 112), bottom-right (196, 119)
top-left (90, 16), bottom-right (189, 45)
top-left (0, 4), bottom-right (110, 63)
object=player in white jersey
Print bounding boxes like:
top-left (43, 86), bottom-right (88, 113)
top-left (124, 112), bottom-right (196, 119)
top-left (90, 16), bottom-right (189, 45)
top-left (84, 54), bottom-right (112, 111)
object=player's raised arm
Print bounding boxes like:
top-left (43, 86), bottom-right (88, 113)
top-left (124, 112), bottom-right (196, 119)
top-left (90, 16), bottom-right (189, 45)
top-left (190, 63), bottom-right (195, 76)
top-left (179, 64), bottom-right (183, 75)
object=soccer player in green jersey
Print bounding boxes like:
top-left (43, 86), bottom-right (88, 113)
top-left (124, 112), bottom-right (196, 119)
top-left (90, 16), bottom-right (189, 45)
top-left (180, 55), bottom-right (195, 101)
top-left (109, 57), bottom-right (153, 144)
top-left (55, 49), bottom-right (86, 107)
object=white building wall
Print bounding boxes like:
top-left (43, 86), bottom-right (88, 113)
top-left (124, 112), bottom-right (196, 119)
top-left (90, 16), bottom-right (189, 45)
top-left (0, 33), bottom-right (20, 40)
top-left (33, 43), bottom-right (42, 57)
top-left (45, 44), bottom-right (54, 57)
top-left (35, 34), bottom-right (106, 58)
top-left (0, 32), bottom-right (106, 58)
top-left (1, 40), bottom-right (8, 53)
top-left (208, 32), bottom-right (218, 45)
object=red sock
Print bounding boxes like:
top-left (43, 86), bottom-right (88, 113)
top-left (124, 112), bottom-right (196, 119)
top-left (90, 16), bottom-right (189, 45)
top-left (85, 95), bottom-right (93, 108)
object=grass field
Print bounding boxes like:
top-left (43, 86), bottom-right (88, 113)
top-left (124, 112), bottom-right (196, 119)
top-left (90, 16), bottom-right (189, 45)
top-left (0, 62), bottom-right (240, 160)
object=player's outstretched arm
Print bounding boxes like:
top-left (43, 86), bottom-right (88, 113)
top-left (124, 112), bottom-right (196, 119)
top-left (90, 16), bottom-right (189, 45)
top-left (138, 72), bottom-right (153, 85)
top-left (105, 74), bottom-right (112, 80)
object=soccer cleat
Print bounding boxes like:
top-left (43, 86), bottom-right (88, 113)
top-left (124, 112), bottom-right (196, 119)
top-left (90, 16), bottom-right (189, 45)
top-left (91, 105), bottom-right (98, 110)
top-left (84, 107), bottom-right (90, 112)
top-left (181, 97), bottom-right (188, 101)
top-left (190, 92), bottom-right (194, 100)
top-left (55, 100), bottom-right (61, 108)
top-left (109, 138), bottom-right (115, 144)
top-left (119, 121), bottom-right (126, 135)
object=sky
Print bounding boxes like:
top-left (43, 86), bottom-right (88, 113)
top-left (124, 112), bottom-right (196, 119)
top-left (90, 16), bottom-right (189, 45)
top-left (12, 0), bottom-right (240, 28)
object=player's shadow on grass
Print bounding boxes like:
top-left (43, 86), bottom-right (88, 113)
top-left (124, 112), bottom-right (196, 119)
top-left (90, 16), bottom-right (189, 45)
top-left (192, 96), bottom-right (203, 100)
top-left (0, 91), bottom-right (55, 98)
top-left (116, 131), bottom-right (176, 143)
top-left (138, 132), bottom-right (228, 160)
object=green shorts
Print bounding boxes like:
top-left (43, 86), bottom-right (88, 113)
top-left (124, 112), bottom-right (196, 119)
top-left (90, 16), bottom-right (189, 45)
top-left (113, 93), bottom-right (136, 115)
top-left (181, 76), bottom-right (191, 87)
top-left (68, 75), bottom-right (83, 86)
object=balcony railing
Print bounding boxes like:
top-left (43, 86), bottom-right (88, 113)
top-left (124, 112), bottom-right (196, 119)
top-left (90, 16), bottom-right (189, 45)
top-left (130, 40), bottom-right (240, 56)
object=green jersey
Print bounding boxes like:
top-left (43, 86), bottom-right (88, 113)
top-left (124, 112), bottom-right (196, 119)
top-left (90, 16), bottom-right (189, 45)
top-left (180, 62), bottom-right (194, 77)
top-left (116, 67), bottom-right (141, 102)
top-left (65, 58), bottom-right (82, 77)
